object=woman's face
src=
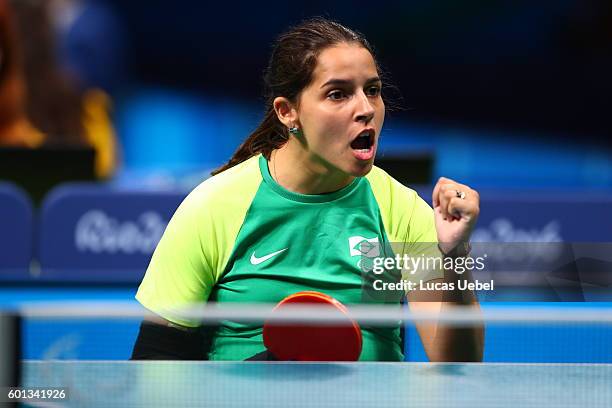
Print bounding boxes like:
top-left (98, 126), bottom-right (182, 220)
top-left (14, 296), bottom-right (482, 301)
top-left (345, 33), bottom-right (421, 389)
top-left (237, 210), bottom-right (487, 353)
top-left (295, 42), bottom-right (385, 177)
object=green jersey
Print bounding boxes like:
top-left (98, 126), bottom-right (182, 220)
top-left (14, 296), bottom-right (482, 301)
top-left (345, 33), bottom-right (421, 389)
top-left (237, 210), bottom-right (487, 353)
top-left (136, 154), bottom-right (441, 361)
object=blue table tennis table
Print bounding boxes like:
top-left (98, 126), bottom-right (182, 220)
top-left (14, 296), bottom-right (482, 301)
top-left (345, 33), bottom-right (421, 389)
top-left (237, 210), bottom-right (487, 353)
top-left (20, 361), bottom-right (612, 407)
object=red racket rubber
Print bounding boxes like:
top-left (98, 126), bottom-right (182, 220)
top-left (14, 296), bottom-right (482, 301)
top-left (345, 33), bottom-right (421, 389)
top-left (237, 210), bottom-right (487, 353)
top-left (263, 291), bottom-right (362, 361)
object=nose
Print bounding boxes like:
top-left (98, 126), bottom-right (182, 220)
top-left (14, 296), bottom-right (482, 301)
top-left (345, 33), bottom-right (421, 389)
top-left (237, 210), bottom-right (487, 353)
top-left (354, 91), bottom-right (375, 124)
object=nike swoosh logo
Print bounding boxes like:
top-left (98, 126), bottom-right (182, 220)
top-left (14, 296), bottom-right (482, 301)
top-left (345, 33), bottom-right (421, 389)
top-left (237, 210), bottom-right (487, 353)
top-left (250, 248), bottom-right (288, 265)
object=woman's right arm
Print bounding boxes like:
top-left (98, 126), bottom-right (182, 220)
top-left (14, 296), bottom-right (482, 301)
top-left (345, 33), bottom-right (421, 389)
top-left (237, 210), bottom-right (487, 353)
top-left (130, 316), bottom-right (206, 360)
top-left (131, 188), bottom-right (221, 360)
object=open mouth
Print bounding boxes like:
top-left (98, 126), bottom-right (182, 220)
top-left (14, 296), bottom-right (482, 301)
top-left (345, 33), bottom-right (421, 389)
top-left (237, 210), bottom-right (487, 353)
top-left (350, 129), bottom-right (375, 152)
top-left (350, 129), bottom-right (376, 161)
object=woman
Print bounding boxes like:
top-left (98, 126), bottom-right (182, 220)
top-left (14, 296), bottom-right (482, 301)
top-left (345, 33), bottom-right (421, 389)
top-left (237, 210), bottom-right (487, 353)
top-left (132, 18), bottom-right (483, 362)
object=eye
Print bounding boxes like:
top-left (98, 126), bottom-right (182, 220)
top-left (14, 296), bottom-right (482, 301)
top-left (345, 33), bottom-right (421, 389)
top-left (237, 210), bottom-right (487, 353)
top-left (366, 85), bottom-right (381, 97)
top-left (327, 90), bottom-right (347, 100)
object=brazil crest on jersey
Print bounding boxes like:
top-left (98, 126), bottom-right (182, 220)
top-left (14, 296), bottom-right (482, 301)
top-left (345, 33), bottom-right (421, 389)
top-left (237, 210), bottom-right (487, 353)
top-left (136, 154), bottom-right (442, 361)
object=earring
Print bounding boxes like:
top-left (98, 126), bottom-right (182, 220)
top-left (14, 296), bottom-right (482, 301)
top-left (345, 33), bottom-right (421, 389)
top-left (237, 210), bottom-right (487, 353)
top-left (288, 126), bottom-right (299, 135)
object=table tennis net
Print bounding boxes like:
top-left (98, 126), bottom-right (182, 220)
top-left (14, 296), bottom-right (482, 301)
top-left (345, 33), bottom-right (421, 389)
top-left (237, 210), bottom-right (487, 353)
top-left (12, 302), bottom-right (612, 363)
top-left (3, 303), bottom-right (612, 407)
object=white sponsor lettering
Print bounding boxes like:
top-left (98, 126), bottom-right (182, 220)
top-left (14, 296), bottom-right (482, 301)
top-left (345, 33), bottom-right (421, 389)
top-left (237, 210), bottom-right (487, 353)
top-left (75, 210), bottom-right (166, 254)
top-left (472, 218), bottom-right (563, 262)
top-left (472, 218), bottom-right (562, 243)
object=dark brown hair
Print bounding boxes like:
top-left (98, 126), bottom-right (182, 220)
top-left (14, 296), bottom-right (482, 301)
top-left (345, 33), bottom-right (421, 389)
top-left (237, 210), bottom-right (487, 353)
top-left (211, 18), bottom-right (380, 175)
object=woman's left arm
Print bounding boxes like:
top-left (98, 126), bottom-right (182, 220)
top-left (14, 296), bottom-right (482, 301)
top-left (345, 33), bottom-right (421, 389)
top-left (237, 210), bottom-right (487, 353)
top-left (409, 177), bottom-right (484, 362)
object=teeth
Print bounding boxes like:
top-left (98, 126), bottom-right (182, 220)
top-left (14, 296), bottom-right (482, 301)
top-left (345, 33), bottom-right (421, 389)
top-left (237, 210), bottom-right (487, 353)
top-left (356, 149), bottom-right (370, 153)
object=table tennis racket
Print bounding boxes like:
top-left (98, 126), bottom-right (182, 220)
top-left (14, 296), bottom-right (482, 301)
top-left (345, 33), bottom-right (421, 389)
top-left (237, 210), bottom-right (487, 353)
top-left (261, 291), bottom-right (362, 361)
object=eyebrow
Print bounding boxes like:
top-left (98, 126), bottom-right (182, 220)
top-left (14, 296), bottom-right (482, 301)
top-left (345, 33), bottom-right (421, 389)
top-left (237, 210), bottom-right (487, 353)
top-left (320, 76), bottom-right (382, 89)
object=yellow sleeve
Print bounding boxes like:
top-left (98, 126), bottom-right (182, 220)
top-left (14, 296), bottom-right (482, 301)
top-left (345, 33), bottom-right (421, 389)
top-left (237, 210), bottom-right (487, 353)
top-left (366, 166), bottom-right (443, 283)
top-left (135, 156), bottom-right (262, 326)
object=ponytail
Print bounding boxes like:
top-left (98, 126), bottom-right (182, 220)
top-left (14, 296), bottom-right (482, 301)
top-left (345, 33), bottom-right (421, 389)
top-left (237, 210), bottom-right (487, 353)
top-left (211, 107), bottom-right (288, 175)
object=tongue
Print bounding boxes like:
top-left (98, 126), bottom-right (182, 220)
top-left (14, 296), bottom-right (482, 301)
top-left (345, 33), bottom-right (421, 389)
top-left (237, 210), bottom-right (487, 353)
top-left (351, 136), bottom-right (369, 150)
